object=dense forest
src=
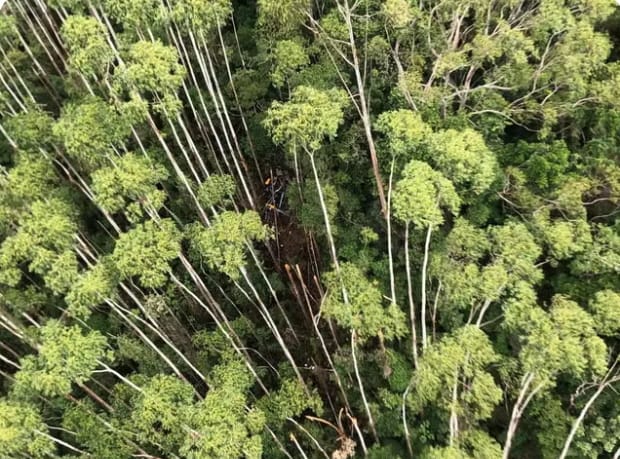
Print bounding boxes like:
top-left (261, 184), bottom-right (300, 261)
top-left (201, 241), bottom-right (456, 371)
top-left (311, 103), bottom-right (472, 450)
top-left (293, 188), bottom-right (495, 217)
top-left (0, 0), bottom-right (618, 457)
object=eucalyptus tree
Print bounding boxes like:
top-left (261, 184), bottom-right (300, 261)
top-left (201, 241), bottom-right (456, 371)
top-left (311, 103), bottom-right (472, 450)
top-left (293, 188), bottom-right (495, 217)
top-left (0, 1), bottom-right (619, 458)
top-left (392, 160), bottom-right (460, 354)
top-left (264, 85), bottom-right (347, 272)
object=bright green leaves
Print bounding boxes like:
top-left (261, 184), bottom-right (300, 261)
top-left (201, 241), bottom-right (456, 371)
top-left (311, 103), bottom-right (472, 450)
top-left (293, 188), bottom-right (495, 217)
top-left (124, 40), bottom-right (186, 94)
top-left (0, 155), bottom-right (59, 226)
top-left (393, 160), bottom-right (460, 227)
top-left (489, 221), bottom-right (542, 284)
top-left (65, 260), bottom-right (118, 319)
top-left (376, 116), bottom-right (497, 198)
top-left (505, 293), bottom-right (608, 385)
top-left (122, 359), bottom-right (266, 458)
top-left (196, 174), bottom-right (236, 208)
top-left (53, 96), bottom-right (133, 169)
top-left (0, 15), bottom-right (19, 45)
top-left (570, 224), bottom-right (620, 277)
top-left (258, 378), bottom-right (322, 427)
top-left (257, 0), bottom-right (311, 38)
top-left (431, 219), bottom-right (541, 326)
top-left (169, 0), bottom-right (233, 34)
top-left (588, 290), bottom-right (620, 336)
top-left (376, 109), bottom-right (431, 159)
top-left (111, 219), bottom-right (182, 288)
top-left (323, 263), bottom-right (407, 341)
top-left (183, 358), bottom-right (265, 459)
top-left (0, 198), bottom-right (78, 294)
top-left (131, 374), bottom-right (195, 449)
top-left (426, 129), bottom-right (498, 197)
top-left (2, 109), bottom-right (54, 151)
top-left (14, 321), bottom-right (109, 397)
top-left (264, 86), bottom-right (347, 152)
top-left (102, 0), bottom-right (168, 33)
top-left (188, 211), bottom-right (269, 279)
top-left (408, 326), bottom-right (502, 426)
top-left (91, 152), bottom-right (169, 221)
top-left (382, 0), bottom-right (415, 29)
top-left (271, 40), bottom-right (310, 88)
top-left (0, 399), bottom-right (56, 458)
top-left (61, 15), bottom-right (114, 77)
top-left (533, 210), bottom-right (592, 261)
top-left (549, 296), bottom-right (607, 378)
top-left (63, 403), bottom-right (133, 459)
top-left (117, 40), bottom-right (186, 114)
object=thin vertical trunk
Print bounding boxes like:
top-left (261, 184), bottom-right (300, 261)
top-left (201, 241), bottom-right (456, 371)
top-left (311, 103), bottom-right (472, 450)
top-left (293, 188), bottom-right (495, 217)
top-left (421, 225), bottom-right (432, 350)
top-left (405, 223), bottom-right (419, 368)
top-left (339, 0), bottom-right (386, 214)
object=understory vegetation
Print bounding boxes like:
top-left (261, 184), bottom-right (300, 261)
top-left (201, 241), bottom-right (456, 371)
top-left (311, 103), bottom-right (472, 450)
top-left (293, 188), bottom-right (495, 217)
top-left (0, 0), bottom-right (619, 457)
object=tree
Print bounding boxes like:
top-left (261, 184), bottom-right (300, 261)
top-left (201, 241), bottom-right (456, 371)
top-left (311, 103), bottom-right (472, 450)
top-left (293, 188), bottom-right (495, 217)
top-left (53, 96), bottom-right (133, 168)
top-left (0, 198), bottom-right (79, 295)
top-left (115, 40), bottom-right (186, 114)
top-left (188, 210), bottom-right (269, 279)
top-left (393, 160), bottom-right (460, 350)
top-left (182, 357), bottom-right (265, 459)
top-left (0, 399), bottom-right (56, 458)
top-left (61, 15), bottom-right (114, 78)
top-left (111, 218), bottom-right (182, 288)
top-left (425, 129), bottom-right (498, 198)
top-left (323, 262), bottom-right (407, 342)
top-left (91, 152), bottom-right (169, 221)
top-left (14, 320), bottom-right (110, 397)
top-left (407, 326), bottom-right (503, 447)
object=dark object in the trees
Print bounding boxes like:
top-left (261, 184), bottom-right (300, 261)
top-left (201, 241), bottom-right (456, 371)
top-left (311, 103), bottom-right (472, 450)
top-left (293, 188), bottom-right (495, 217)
top-left (262, 169), bottom-right (288, 224)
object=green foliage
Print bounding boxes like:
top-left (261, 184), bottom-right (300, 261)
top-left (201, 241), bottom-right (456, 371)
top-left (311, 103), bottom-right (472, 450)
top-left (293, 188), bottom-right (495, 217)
top-left (1, 2), bottom-right (620, 458)
top-left (53, 96), bottom-right (133, 168)
top-left (0, 399), bottom-right (56, 458)
top-left (505, 294), bottom-right (608, 385)
top-left (289, 180), bottom-right (339, 235)
top-left (588, 290), bottom-right (620, 336)
top-left (408, 326), bottom-right (502, 426)
top-left (130, 374), bottom-right (195, 449)
top-left (111, 218), bottom-right (182, 288)
top-left (102, 0), bottom-right (168, 33)
top-left (323, 262), bottom-right (407, 341)
top-left (14, 321), bottom-right (109, 397)
top-left (257, 0), bottom-right (310, 38)
top-left (61, 15), bottom-right (114, 77)
top-left (117, 40), bottom-right (186, 114)
top-left (91, 152), bottom-right (169, 221)
top-left (383, 0), bottom-right (415, 29)
top-left (63, 403), bottom-right (133, 459)
top-left (188, 210), bottom-right (269, 279)
top-left (271, 40), bottom-right (310, 88)
top-left (182, 357), bottom-right (264, 459)
top-left (169, 0), bottom-right (233, 34)
top-left (0, 197), bottom-right (78, 293)
top-left (376, 109), bottom-right (432, 159)
top-left (65, 260), bottom-right (118, 319)
top-left (393, 160), bottom-right (460, 227)
top-left (264, 85), bottom-right (348, 152)
top-left (2, 109), bottom-right (54, 151)
top-left (426, 129), bottom-right (498, 197)
top-left (258, 378), bottom-right (322, 425)
top-left (196, 174), bottom-right (236, 208)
